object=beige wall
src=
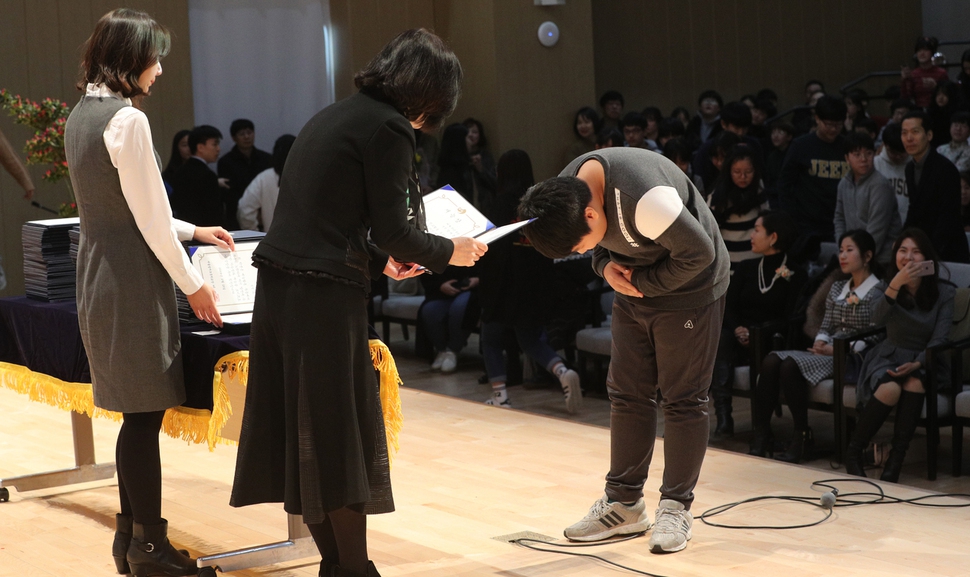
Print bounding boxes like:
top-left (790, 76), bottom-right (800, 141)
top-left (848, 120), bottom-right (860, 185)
top-left (592, 0), bottom-right (924, 117)
top-left (0, 0), bottom-right (194, 297)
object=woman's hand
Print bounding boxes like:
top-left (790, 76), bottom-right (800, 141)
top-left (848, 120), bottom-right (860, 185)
top-left (384, 257), bottom-right (424, 280)
top-left (888, 361), bottom-right (921, 378)
top-left (604, 262), bottom-right (644, 298)
top-left (470, 154), bottom-right (483, 173)
top-left (440, 279), bottom-right (461, 297)
top-left (891, 261), bottom-right (922, 290)
top-left (734, 326), bottom-right (750, 346)
top-left (466, 277), bottom-right (479, 290)
top-left (194, 226), bottom-right (235, 251)
top-left (186, 282), bottom-right (222, 327)
top-left (808, 340), bottom-right (833, 356)
top-left (449, 237), bottom-right (488, 266)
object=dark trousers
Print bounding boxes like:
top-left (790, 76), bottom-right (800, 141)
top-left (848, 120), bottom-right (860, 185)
top-left (604, 295), bottom-right (725, 510)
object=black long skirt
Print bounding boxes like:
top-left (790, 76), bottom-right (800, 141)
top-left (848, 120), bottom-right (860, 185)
top-left (230, 265), bottom-right (393, 522)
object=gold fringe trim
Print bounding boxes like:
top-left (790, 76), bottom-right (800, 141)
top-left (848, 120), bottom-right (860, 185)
top-left (369, 339), bottom-right (404, 464)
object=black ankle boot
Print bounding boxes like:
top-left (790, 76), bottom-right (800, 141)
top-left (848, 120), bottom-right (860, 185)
top-left (845, 397), bottom-right (894, 477)
top-left (713, 411), bottom-right (734, 439)
top-left (880, 391), bottom-right (925, 483)
top-left (775, 428), bottom-right (813, 463)
top-left (127, 519), bottom-right (196, 577)
top-left (748, 428), bottom-right (774, 457)
top-left (114, 514), bottom-right (133, 574)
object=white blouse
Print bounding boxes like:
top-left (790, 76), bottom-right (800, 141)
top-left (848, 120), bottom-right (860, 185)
top-left (87, 84), bottom-right (203, 295)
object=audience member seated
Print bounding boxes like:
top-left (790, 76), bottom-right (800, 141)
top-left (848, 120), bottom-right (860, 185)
top-left (686, 89), bottom-right (723, 144)
top-left (710, 211), bottom-right (802, 439)
top-left (415, 129), bottom-right (441, 194)
top-left (693, 102), bottom-right (763, 194)
top-left (961, 171), bottom-right (970, 231)
top-left (436, 123), bottom-right (474, 200)
top-left (621, 112), bottom-right (658, 152)
top-left (876, 98), bottom-right (913, 148)
top-left (641, 106), bottom-right (663, 150)
top-left (171, 124), bottom-right (226, 226)
top-left (564, 106), bottom-right (600, 167)
top-left (161, 129), bottom-right (190, 195)
top-left (663, 138), bottom-right (705, 194)
top-left (670, 106), bottom-right (691, 128)
top-left (757, 88), bottom-right (779, 107)
top-left (928, 81), bottom-right (964, 148)
top-left (792, 79), bottom-right (825, 135)
top-left (657, 117), bottom-right (686, 149)
top-left (764, 121), bottom-right (794, 207)
top-left (901, 110), bottom-right (970, 262)
top-left (937, 111), bottom-right (970, 172)
top-left (854, 117), bottom-right (879, 142)
top-left (778, 95), bottom-right (848, 261)
top-left (874, 122), bottom-right (910, 222)
top-left (419, 266), bottom-right (480, 374)
top-left (901, 36), bottom-right (949, 110)
top-left (217, 118), bottom-right (273, 230)
top-left (599, 90), bottom-right (624, 132)
top-left (463, 117), bottom-right (497, 210)
top-left (835, 132), bottom-right (902, 265)
top-left (709, 146), bottom-right (769, 267)
top-left (843, 90), bottom-right (869, 134)
top-left (752, 230), bottom-right (885, 462)
top-left (749, 98), bottom-right (776, 142)
top-left (845, 229), bottom-right (955, 482)
top-left (958, 49), bottom-right (970, 104)
top-left (237, 134), bottom-right (295, 232)
top-left (595, 127), bottom-right (623, 150)
top-left (477, 149), bottom-right (582, 411)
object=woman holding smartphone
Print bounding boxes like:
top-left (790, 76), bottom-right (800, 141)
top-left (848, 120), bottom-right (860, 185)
top-left (845, 228), bottom-right (955, 482)
top-left (65, 8), bottom-right (233, 576)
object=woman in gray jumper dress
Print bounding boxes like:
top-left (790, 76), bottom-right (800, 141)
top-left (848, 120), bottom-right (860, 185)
top-left (66, 9), bottom-right (233, 576)
top-left (845, 229), bottom-right (955, 482)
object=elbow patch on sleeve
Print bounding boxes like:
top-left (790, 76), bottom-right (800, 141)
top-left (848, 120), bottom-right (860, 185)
top-left (634, 186), bottom-right (684, 239)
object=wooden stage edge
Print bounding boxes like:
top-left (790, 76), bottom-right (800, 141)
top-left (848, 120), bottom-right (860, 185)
top-left (1, 385), bottom-right (969, 577)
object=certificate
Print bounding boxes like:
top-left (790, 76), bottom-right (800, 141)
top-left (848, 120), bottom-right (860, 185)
top-left (188, 243), bottom-right (259, 315)
top-left (422, 185), bottom-right (494, 238)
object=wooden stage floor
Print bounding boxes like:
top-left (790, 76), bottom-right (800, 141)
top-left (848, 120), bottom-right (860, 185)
top-left (1, 384), bottom-right (969, 577)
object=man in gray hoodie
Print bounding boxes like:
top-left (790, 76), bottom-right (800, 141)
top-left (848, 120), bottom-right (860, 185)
top-left (835, 132), bottom-right (902, 265)
top-left (520, 147), bottom-right (729, 554)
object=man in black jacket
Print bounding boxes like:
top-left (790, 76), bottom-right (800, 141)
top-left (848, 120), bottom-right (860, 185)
top-left (171, 125), bottom-right (226, 227)
top-left (902, 111), bottom-right (970, 263)
top-left (218, 119), bottom-right (273, 230)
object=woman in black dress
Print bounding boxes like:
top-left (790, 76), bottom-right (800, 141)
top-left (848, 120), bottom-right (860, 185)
top-left (230, 29), bottom-right (484, 577)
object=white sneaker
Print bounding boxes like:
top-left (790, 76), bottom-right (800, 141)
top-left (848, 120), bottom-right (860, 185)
top-left (648, 499), bottom-right (692, 553)
top-left (484, 396), bottom-right (512, 408)
top-left (563, 495), bottom-right (651, 542)
top-left (440, 351), bottom-right (457, 373)
top-left (431, 351), bottom-right (447, 371)
top-left (559, 369), bottom-right (583, 414)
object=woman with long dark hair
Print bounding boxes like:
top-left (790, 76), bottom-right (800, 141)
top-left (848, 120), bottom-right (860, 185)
top-left (564, 106), bottom-right (600, 167)
top-left (708, 146), bottom-right (769, 267)
top-left (435, 122), bottom-right (472, 196)
top-left (65, 8), bottom-right (233, 576)
top-left (845, 229), bottom-right (955, 482)
top-left (161, 128), bottom-right (190, 190)
top-left (229, 29), bottom-right (484, 577)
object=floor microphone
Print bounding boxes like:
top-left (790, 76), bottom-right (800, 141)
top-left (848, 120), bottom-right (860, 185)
top-left (820, 489), bottom-right (838, 509)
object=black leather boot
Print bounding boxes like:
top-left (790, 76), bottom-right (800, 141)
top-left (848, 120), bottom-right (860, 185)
top-left (880, 391), bottom-right (925, 483)
top-left (713, 410), bottom-right (734, 439)
top-left (114, 514), bottom-right (133, 574)
top-left (775, 428), bottom-right (814, 463)
top-left (127, 519), bottom-right (196, 577)
top-left (845, 397), bottom-right (894, 477)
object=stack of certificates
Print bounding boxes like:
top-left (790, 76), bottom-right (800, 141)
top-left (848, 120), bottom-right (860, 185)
top-left (21, 217), bottom-right (80, 302)
top-left (68, 226), bottom-right (80, 268)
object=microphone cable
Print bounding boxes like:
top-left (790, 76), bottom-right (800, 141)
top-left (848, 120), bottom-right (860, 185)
top-left (510, 532), bottom-right (671, 577)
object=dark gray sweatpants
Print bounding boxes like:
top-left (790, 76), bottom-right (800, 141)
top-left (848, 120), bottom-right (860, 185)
top-left (604, 295), bottom-right (725, 510)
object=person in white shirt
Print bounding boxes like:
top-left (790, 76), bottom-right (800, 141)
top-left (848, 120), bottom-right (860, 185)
top-left (64, 9), bottom-right (234, 576)
top-left (936, 111), bottom-right (970, 172)
top-left (874, 122), bottom-right (911, 223)
top-left (237, 134), bottom-right (295, 232)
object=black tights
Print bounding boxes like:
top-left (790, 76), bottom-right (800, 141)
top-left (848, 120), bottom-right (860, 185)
top-left (116, 410), bottom-right (166, 525)
top-left (756, 355), bottom-right (811, 431)
top-left (306, 507), bottom-right (368, 573)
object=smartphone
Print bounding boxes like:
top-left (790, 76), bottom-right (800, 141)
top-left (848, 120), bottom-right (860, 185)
top-left (914, 260), bottom-right (935, 277)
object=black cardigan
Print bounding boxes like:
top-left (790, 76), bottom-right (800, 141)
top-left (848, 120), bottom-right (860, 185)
top-left (904, 149), bottom-right (970, 263)
top-left (254, 91), bottom-right (454, 286)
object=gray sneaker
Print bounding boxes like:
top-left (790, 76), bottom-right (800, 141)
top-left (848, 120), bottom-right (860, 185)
top-left (648, 499), bottom-right (692, 553)
top-left (563, 495), bottom-right (651, 542)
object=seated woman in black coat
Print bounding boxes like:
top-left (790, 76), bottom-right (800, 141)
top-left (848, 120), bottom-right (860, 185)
top-left (710, 211), bottom-right (802, 438)
top-left (845, 228), bottom-right (955, 482)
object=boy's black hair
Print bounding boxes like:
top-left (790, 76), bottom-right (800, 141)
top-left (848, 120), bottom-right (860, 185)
top-left (757, 88), bottom-right (778, 103)
top-left (805, 79), bottom-right (825, 92)
top-left (951, 111), bottom-right (970, 126)
top-left (713, 130), bottom-right (741, 158)
top-left (814, 95), bottom-right (848, 122)
top-left (641, 106), bottom-right (662, 123)
top-left (662, 137), bottom-right (693, 164)
top-left (622, 111), bottom-right (647, 130)
top-left (914, 36), bottom-right (939, 53)
top-left (596, 127), bottom-right (623, 148)
top-left (658, 117), bottom-right (686, 140)
top-left (229, 118), bottom-right (254, 138)
top-left (720, 102), bottom-right (752, 128)
top-left (697, 89), bottom-right (723, 108)
top-left (855, 117), bottom-right (878, 137)
top-left (881, 122), bottom-right (905, 153)
top-left (600, 90), bottom-right (624, 108)
top-left (518, 176), bottom-right (593, 259)
top-left (753, 98), bottom-right (777, 119)
top-left (769, 121), bottom-right (795, 137)
top-left (843, 131), bottom-right (875, 155)
top-left (889, 98), bottom-right (914, 114)
top-left (188, 125), bottom-right (222, 154)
